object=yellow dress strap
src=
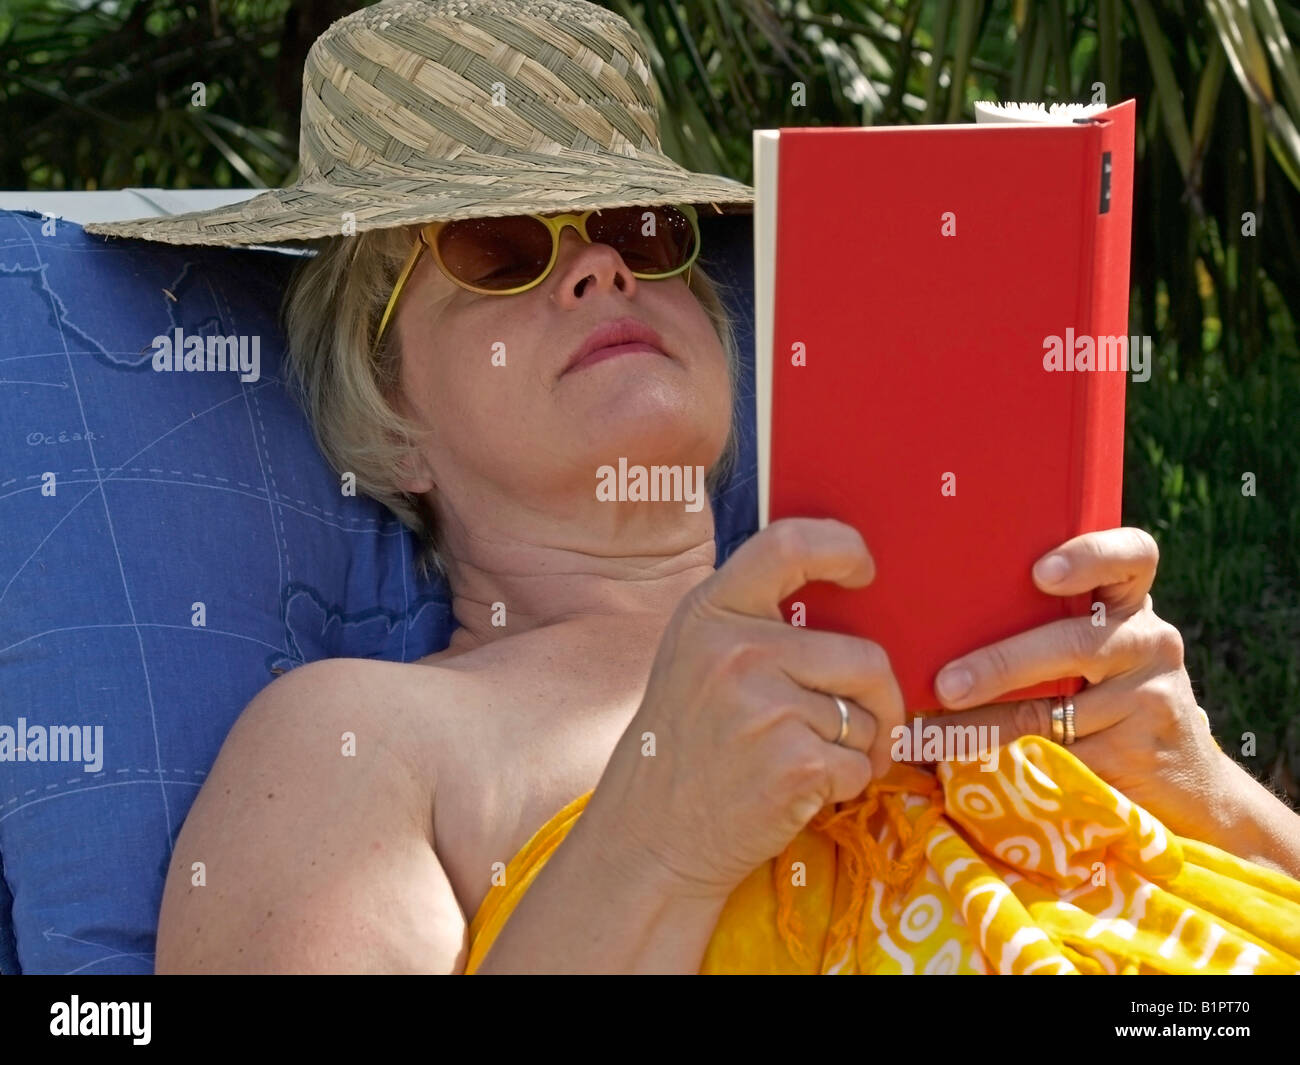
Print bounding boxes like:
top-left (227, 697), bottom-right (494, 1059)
top-left (465, 790), bottom-right (593, 974)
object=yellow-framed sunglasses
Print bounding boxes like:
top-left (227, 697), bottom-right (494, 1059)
top-left (373, 202), bottom-right (701, 353)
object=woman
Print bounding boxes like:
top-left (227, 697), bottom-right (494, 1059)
top-left (89, 0), bottom-right (1300, 974)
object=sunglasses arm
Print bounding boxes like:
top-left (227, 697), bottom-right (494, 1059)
top-left (373, 235), bottom-right (428, 354)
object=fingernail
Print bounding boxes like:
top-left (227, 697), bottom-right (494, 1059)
top-left (937, 666), bottom-right (972, 701)
top-left (1035, 553), bottom-right (1069, 585)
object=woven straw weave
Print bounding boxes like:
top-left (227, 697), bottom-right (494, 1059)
top-left (85, 0), bottom-right (753, 246)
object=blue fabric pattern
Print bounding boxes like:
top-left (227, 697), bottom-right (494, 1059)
top-left (0, 208), bottom-right (756, 973)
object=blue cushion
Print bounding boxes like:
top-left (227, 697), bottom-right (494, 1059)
top-left (0, 207), bottom-right (756, 973)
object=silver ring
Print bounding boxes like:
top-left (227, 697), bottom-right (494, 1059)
top-left (1050, 698), bottom-right (1065, 744)
top-left (1063, 698), bottom-right (1076, 746)
top-left (831, 695), bottom-right (851, 746)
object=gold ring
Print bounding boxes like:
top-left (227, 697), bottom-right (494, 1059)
top-left (1063, 699), bottom-right (1076, 745)
top-left (1050, 698), bottom-right (1065, 744)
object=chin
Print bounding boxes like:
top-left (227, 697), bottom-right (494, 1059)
top-left (558, 356), bottom-right (730, 465)
top-left (588, 421), bottom-right (726, 478)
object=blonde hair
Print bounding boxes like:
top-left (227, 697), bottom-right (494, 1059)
top-left (282, 224), bottom-right (742, 579)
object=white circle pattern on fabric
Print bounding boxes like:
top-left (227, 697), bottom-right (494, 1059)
top-left (899, 894), bottom-right (943, 943)
top-left (953, 782), bottom-right (1004, 820)
top-left (924, 938), bottom-right (963, 974)
top-left (993, 835), bottom-right (1042, 869)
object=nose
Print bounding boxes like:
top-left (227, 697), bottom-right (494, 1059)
top-left (549, 225), bottom-right (636, 305)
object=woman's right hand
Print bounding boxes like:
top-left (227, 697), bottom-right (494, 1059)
top-left (586, 517), bottom-right (906, 901)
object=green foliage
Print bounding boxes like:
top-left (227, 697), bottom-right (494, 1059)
top-left (1124, 284), bottom-right (1300, 797)
top-left (0, 0), bottom-right (297, 190)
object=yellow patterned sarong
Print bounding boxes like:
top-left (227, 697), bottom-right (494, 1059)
top-left (466, 736), bottom-right (1300, 973)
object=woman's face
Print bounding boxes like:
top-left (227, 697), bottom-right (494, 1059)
top-left (390, 216), bottom-right (732, 522)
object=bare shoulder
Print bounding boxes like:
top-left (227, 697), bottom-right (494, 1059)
top-left (226, 656), bottom-right (444, 760)
top-left (156, 657), bottom-right (470, 974)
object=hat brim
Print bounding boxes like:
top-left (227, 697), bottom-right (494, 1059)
top-left (82, 149), bottom-right (754, 247)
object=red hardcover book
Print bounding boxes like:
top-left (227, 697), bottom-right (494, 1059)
top-left (753, 100), bottom-right (1136, 713)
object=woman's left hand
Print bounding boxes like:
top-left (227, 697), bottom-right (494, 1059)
top-left (928, 527), bottom-right (1241, 844)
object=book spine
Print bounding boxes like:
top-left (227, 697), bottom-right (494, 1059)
top-left (1077, 105), bottom-right (1134, 538)
top-left (1066, 103), bottom-right (1136, 695)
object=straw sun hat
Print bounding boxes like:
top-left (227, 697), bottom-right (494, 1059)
top-left (85, 0), bottom-right (754, 246)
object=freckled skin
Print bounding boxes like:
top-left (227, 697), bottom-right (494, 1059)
top-left (154, 230), bottom-right (732, 973)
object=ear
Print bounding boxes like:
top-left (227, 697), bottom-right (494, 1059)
top-left (395, 445), bottom-right (436, 496)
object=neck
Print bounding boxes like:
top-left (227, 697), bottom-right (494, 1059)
top-left (435, 502), bottom-right (717, 654)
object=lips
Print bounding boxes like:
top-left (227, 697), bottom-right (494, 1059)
top-left (562, 316), bottom-right (668, 375)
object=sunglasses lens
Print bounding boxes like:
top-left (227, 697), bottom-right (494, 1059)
top-left (436, 215), bottom-right (554, 290)
top-left (433, 205), bottom-right (697, 293)
top-left (586, 205), bottom-right (696, 275)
